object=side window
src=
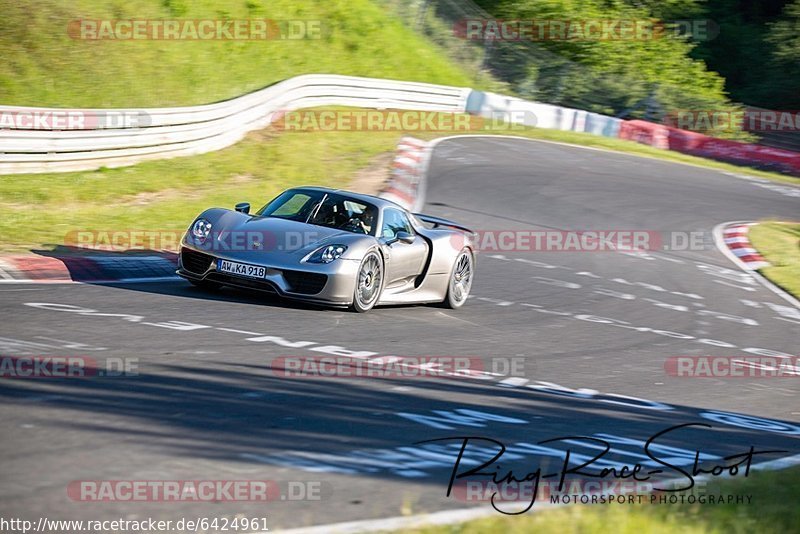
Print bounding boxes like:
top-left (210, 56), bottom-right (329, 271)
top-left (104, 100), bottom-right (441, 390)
top-left (382, 209), bottom-right (414, 240)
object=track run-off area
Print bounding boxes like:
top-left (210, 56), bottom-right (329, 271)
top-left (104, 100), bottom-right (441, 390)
top-left (1, 137), bottom-right (798, 530)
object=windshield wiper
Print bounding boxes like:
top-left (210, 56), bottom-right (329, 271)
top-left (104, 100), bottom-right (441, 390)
top-left (305, 193), bottom-right (328, 224)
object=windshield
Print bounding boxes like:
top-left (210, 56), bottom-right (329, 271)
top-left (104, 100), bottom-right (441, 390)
top-left (257, 189), bottom-right (378, 235)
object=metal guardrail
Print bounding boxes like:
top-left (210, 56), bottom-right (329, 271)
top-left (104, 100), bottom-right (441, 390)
top-left (0, 74), bottom-right (471, 174)
top-left (2, 74), bottom-right (797, 177)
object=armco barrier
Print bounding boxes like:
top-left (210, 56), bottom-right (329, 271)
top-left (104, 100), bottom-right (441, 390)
top-left (620, 120), bottom-right (800, 176)
top-left (463, 90), bottom-right (622, 138)
top-left (2, 78), bottom-right (798, 176)
top-left (0, 75), bottom-right (471, 174)
top-left (583, 112), bottom-right (622, 138)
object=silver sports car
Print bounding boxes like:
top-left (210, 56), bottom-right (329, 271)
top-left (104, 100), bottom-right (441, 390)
top-left (177, 186), bottom-right (475, 312)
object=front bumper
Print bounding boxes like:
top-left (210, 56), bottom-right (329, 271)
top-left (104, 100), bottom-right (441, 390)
top-left (177, 246), bottom-right (360, 307)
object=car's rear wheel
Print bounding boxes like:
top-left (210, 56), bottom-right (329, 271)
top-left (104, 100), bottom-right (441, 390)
top-left (189, 279), bottom-right (222, 291)
top-left (442, 248), bottom-right (473, 309)
top-left (352, 251), bottom-right (383, 313)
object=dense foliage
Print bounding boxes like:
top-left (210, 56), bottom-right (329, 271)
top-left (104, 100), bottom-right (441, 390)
top-left (475, 0), bottom-right (800, 110)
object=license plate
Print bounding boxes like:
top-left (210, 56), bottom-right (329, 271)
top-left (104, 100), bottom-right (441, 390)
top-left (217, 259), bottom-right (266, 279)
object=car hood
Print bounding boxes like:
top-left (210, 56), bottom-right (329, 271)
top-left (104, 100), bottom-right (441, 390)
top-left (187, 208), bottom-right (366, 260)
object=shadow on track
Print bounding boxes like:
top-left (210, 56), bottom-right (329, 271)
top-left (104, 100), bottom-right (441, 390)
top-left (2, 358), bottom-right (798, 486)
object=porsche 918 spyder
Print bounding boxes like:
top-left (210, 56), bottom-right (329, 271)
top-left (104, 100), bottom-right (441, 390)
top-left (177, 187), bottom-right (475, 312)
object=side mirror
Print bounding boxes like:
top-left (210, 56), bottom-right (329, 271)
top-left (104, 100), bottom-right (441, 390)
top-left (235, 202), bottom-right (250, 214)
top-left (396, 231), bottom-right (416, 244)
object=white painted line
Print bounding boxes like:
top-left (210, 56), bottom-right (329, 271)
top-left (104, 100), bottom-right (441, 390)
top-left (712, 279), bottom-right (756, 291)
top-left (0, 279), bottom-right (75, 284)
top-left (724, 236), bottom-right (749, 244)
top-left (750, 453), bottom-right (800, 471)
top-left (732, 247), bottom-right (759, 257)
top-left (273, 506), bottom-right (497, 534)
top-left (498, 377), bottom-right (530, 387)
top-left (216, 327), bottom-right (266, 336)
top-left (724, 227), bottom-right (748, 235)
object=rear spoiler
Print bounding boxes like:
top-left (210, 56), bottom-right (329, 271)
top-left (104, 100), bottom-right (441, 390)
top-left (413, 213), bottom-right (474, 235)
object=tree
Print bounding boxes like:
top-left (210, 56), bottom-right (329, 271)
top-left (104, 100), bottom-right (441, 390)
top-left (476, 0), bottom-right (731, 116)
top-left (621, 0), bottom-right (706, 20)
top-left (765, 0), bottom-right (800, 108)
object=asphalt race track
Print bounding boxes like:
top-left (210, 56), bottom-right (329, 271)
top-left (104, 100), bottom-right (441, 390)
top-left (1, 137), bottom-right (798, 530)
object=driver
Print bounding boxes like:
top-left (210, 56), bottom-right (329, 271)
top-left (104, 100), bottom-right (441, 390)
top-left (339, 206), bottom-right (376, 235)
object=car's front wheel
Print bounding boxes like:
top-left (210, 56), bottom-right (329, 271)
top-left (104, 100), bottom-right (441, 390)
top-left (352, 250), bottom-right (383, 313)
top-left (442, 248), bottom-right (473, 309)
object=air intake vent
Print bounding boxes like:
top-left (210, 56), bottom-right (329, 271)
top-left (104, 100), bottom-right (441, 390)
top-left (283, 270), bottom-right (328, 294)
top-left (181, 248), bottom-right (214, 275)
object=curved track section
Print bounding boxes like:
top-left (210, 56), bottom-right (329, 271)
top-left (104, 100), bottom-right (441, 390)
top-left (1, 137), bottom-right (798, 529)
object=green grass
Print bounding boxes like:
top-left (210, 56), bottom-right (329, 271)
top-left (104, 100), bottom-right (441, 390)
top-left (748, 222), bottom-right (800, 300)
top-left (402, 467), bottom-right (800, 534)
top-left (0, 0), bottom-right (478, 108)
top-left (0, 126), bottom-right (407, 251)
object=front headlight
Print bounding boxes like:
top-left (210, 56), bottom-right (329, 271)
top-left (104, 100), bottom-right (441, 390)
top-left (191, 218), bottom-right (212, 242)
top-left (307, 244), bottom-right (348, 263)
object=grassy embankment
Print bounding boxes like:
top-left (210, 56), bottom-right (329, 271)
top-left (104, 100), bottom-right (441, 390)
top-left (748, 222), bottom-right (800, 299)
top-left (402, 466), bottom-right (800, 534)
